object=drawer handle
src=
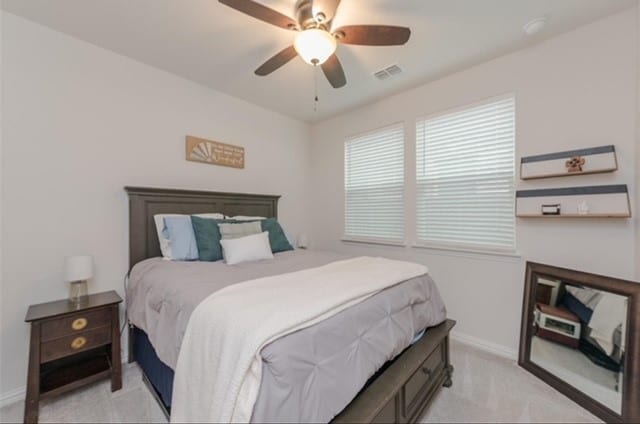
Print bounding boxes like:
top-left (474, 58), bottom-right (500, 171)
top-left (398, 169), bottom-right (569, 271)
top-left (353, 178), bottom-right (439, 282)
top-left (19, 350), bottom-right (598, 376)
top-left (71, 336), bottom-right (87, 350)
top-left (71, 318), bottom-right (88, 331)
top-left (422, 366), bottom-right (432, 377)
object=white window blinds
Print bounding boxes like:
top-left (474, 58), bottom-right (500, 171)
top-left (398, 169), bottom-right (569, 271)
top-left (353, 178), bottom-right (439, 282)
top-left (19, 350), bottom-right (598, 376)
top-left (416, 96), bottom-right (515, 251)
top-left (344, 123), bottom-right (405, 243)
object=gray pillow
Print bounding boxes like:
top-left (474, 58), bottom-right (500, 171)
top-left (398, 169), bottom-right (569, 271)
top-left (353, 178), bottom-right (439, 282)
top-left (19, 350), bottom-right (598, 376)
top-left (218, 221), bottom-right (262, 240)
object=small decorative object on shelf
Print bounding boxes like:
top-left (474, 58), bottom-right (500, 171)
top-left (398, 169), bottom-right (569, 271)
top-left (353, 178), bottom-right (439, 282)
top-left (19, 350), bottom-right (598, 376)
top-left (565, 156), bottom-right (586, 173)
top-left (63, 255), bottom-right (93, 305)
top-left (516, 185), bottom-right (631, 218)
top-left (577, 200), bottom-right (590, 215)
top-left (541, 204), bottom-right (561, 215)
top-left (520, 145), bottom-right (617, 180)
top-left (24, 291), bottom-right (122, 423)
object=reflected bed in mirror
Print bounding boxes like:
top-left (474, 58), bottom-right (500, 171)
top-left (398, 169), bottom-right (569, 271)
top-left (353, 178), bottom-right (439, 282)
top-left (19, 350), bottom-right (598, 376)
top-left (519, 262), bottom-right (639, 423)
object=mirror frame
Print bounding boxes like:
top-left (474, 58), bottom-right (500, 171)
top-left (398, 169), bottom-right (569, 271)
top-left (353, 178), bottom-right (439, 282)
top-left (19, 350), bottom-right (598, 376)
top-left (519, 261), bottom-right (640, 423)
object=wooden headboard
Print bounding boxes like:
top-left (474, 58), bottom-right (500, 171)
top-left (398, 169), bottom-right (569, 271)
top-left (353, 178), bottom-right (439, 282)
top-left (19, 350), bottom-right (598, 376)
top-left (125, 186), bottom-right (280, 268)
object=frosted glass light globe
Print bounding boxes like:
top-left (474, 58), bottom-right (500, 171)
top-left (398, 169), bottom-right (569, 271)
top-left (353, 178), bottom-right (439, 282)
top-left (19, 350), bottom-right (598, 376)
top-left (294, 29), bottom-right (337, 65)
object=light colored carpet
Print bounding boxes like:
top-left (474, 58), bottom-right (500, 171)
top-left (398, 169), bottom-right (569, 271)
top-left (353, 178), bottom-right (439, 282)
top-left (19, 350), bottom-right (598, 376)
top-left (530, 335), bottom-right (620, 413)
top-left (0, 340), bottom-right (601, 423)
top-left (422, 340), bottom-right (601, 423)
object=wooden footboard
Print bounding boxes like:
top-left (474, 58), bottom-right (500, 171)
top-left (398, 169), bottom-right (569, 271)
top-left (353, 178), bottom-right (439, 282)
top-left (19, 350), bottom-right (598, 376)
top-left (131, 319), bottom-right (455, 423)
top-left (333, 319), bottom-right (456, 424)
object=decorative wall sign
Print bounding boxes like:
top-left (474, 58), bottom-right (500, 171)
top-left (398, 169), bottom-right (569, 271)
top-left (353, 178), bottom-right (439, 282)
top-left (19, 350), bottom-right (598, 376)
top-left (185, 135), bottom-right (245, 169)
top-left (520, 145), bottom-right (617, 180)
top-left (516, 185), bottom-right (631, 218)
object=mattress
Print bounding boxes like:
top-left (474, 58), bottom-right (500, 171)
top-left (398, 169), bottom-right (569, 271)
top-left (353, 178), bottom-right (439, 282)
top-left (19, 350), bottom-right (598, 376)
top-left (127, 250), bottom-right (447, 422)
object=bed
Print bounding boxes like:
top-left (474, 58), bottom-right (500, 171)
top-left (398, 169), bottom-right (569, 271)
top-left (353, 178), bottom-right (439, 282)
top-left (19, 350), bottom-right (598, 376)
top-left (125, 186), bottom-right (455, 423)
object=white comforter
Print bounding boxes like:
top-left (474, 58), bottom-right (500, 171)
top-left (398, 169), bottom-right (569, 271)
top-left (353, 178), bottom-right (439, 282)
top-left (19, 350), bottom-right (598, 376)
top-left (170, 256), bottom-right (428, 423)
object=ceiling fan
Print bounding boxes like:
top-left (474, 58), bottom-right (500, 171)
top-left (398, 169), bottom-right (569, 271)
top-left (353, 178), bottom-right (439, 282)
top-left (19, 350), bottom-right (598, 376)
top-left (219, 0), bottom-right (411, 88)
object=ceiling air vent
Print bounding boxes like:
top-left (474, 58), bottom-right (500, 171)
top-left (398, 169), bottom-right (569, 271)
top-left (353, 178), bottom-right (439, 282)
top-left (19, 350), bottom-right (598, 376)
top-left (373, 70), bottom-right (391, 80)
top-left (373, 64), bottom-right (403, 81)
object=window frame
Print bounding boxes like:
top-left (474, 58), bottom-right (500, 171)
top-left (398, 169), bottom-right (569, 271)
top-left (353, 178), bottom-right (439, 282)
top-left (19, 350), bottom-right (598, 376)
top-left (413, 93), bottom-right (517, 255)
top-left (342, 121), bottom-right (407, 245)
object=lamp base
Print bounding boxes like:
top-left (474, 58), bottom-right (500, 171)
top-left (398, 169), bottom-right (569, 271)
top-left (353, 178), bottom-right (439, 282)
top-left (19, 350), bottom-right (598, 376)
top-left (69, 280), bottom-right (89, 305)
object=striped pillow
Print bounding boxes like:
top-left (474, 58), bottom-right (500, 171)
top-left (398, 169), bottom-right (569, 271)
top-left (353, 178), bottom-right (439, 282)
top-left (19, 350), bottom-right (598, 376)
top-left (218, 221), bottom-right (263, 240)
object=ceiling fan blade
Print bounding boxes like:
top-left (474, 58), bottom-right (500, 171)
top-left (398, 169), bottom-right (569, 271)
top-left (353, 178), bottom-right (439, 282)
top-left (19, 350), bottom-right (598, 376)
top-left (312, 0), bottom-right (341, 24)
top-left (334, 25), bottom-right (411, 46)
top-left (321, 54), bottom-right (346, 88)
top-left (254, 45), bottom-right (298, 76)
top-left (219, 0), bottom-right (297, 30)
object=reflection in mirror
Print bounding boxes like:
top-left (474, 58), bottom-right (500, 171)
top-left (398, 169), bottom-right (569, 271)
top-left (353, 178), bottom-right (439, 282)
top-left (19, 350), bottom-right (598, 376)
top-left (519, 262), bottom-right (640, 423)
top-left (530, 277), bottom-right (627, 413)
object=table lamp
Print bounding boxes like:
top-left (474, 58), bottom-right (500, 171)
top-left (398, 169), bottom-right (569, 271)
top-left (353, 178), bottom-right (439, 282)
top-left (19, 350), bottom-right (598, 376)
top-left (297, 234), bottom-right (309, 249)
top-left (64, 255), bottom-right (93, 304)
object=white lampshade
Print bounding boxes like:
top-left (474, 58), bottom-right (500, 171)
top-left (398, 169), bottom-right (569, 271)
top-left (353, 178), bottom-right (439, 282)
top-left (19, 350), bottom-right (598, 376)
top-left (297, 234), bottom-right (309, 249)
top-left (294, 29), bottom-right (337, 65)
top-left (64, 255), bottom-right (94, 282)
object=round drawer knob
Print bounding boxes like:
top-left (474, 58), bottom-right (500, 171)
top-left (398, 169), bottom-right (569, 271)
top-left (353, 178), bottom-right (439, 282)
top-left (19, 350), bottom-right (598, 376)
top-left (71, 318), bottom-right (88, 331)
top-left (71, 336), bottom-right (87, 350)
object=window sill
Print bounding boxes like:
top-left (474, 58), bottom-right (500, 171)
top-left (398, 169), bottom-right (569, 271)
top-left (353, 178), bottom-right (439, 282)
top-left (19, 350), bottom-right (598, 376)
top-left (341, 238), bottom-right (406, 248)
top-left (412, 243), bottom-right (521, 261)
top-left (340, 238), bottom-right (521, 262)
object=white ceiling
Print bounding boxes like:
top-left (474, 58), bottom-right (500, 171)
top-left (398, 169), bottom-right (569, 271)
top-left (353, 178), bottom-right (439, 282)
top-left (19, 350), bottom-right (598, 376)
top-left (2, 0), bottom-right (636, 122)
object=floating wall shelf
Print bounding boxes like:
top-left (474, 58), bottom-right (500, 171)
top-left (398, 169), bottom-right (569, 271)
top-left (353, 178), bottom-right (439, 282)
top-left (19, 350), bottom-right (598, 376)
top-left (516, 185), bottom-right (631, 218)
top-left (520, 145), bottom-right (618, 180)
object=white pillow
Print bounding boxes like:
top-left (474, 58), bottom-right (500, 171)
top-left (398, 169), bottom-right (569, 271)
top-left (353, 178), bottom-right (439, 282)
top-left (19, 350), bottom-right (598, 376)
top-left (220, 231), bottom-right (273, 265)
top-left (153, 213), bottom-right (224, 259)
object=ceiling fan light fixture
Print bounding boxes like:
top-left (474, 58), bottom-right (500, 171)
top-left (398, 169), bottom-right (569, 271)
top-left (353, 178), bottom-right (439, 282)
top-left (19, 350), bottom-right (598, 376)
top-left (294, 28), bottom-right (336, 65)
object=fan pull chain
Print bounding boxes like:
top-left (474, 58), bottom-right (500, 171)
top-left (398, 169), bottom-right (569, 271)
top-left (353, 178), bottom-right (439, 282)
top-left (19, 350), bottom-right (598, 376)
top-left (313, 64), bottom-right (319, 112)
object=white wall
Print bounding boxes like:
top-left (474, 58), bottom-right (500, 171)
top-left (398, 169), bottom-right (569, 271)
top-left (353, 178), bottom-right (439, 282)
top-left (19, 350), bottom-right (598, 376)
top-left (636, 0), bottom-right (640, 280)
top-left (0, 9), bottom-right (4, 397)
top-left (0, 12), bottom-right (311, 399)
top-left (310, 8), bottom-right (638, 357)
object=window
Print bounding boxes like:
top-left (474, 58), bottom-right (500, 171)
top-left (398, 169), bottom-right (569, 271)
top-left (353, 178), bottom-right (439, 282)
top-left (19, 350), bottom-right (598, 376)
top-left (344, 123), bottom-right (404, 243)
top-left (416, 96), bottom-right (516, 251)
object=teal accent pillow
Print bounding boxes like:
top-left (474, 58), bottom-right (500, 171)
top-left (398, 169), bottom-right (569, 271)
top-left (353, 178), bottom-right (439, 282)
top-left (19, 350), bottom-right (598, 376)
top-left (191, 216), bottom-right (226, 261)
top-left (261, 218), bottom-right (294, 253)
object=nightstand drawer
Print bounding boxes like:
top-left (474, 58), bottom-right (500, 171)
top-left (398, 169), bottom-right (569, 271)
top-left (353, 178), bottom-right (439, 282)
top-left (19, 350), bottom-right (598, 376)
top-left (41, 308), bottom-right (111, 342)
top-left (40, 326), bottom-right (111, 363)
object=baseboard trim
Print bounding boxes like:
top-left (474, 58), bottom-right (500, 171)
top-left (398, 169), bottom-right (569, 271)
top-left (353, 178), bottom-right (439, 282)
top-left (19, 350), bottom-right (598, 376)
top-left (450, 330), bottom-right (518, 360)
top-left (0, 386), bottom-right (25, 408)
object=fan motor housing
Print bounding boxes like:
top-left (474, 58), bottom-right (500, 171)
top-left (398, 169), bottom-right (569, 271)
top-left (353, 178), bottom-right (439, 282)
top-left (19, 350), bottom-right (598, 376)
top-left (295, 0), bottom-right (319, 29)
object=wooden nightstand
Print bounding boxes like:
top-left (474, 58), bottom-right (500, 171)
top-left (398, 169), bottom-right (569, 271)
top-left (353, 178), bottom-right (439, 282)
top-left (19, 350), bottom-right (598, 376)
top-left (23, 291), bottom-right (123, 424)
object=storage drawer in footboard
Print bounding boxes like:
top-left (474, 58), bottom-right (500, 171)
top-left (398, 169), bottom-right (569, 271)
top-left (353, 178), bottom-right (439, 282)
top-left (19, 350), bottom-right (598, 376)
top-left (401, 341), bottom-right (446, 421)
top-left (332, 319), bottom-right (456, 424)
top-left (371, 397), bottom-right (398, 423)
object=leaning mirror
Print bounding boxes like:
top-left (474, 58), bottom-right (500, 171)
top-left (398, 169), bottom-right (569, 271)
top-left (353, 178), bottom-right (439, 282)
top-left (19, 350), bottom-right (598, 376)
top-left (519, 262), bottom-right (639, 423)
